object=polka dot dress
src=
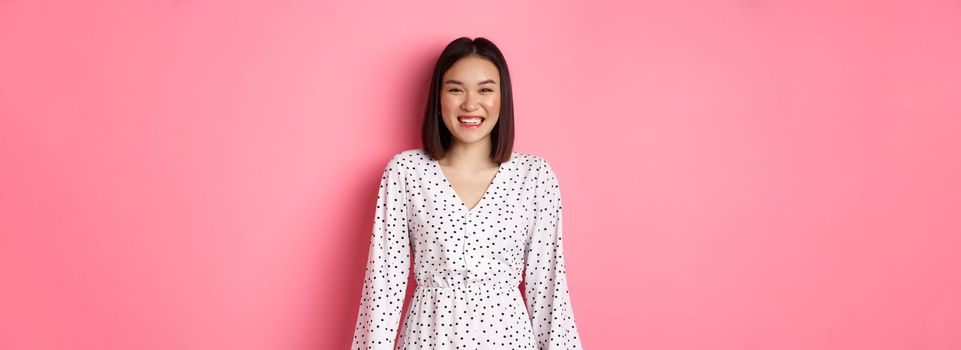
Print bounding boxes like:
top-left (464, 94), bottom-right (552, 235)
top-left (351, 148), bottom-right (584, 350)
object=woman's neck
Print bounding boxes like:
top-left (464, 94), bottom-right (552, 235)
top-left (441, 140), bottom-right (496, 169)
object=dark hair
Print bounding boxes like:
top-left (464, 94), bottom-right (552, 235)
top-left (421, 37), bottom-right (515, 163)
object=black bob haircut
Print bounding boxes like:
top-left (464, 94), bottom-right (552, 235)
top-left (421, 36), bottom-right (515, 164)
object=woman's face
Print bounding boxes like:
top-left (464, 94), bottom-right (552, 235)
top-left (439, 55), bottom-right (501, 146)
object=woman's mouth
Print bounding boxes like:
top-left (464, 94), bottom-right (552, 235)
top-left (457, 116), bottom-right (485, 129)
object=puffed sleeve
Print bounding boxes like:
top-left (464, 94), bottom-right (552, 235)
top-left (523, 158), bottom-right (584, 350)
top-left (351, 154), bottom-right (411, 350)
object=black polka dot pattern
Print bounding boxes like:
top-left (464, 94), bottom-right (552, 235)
top-left (352, 148), bottom-right (583, 350)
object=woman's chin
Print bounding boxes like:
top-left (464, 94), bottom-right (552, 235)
top-left (452, 132), bottom-right (491, 145)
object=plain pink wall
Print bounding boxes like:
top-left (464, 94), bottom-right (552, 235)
top-left (2, 0), bottom-right (960, 349)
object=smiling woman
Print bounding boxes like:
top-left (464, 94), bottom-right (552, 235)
top-left (444, 66), bottom-right (497, 133)
top-left (443, 70), bottom-right (499, 130)
top-left (421, 37), bottom-right (515, 164)
top-left (351, 37), bottom-right (584, 350)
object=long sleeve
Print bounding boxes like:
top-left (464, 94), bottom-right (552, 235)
top-left (352, 154), bottom-right (411, 350)
top-left (523, 158), bottom-right (584, 350)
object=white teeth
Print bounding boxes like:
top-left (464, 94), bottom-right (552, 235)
top-left (458, 117), bottom-right (483, 125)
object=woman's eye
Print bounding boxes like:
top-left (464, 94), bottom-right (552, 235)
top-left (481, 88), bottom-right (494, 92)
top-left (448, 88), bottom-right (461, 93)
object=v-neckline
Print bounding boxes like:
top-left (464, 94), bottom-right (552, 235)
top-left (431, 153), bottom-right (510, 214)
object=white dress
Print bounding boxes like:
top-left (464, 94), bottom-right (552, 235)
top-left (351, 148), bottom-right (584, 350)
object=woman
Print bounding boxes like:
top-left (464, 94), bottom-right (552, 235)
top-left (351, 36), bottom-right (584, 350)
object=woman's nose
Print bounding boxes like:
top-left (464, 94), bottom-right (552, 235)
top-left (461, 96), bottom-right (479, 111)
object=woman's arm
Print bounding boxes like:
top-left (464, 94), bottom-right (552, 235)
top-left (351, 154), bottom-right (411, 350)
top-left (523, 157), bottom-right (584, 350)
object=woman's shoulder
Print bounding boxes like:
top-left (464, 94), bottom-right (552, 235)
top-left (381, 148), bottom-right (424, 174)
top-left (510, 150), bottom-right (553, 173)
top-left (382, 148), bottom-right (428, 163)
top-left (392, 148), bottom-right (425, 161)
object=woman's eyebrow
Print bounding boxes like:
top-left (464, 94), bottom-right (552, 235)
top-left (444, 79), bottom-right (498, 85)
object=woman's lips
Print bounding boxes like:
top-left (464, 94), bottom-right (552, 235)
top-left (458, 115), bottom-right (484, 129)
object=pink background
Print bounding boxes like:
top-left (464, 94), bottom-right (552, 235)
top-left (2, 0), bottom-right (960, 349)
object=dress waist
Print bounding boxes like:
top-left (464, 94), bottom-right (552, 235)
top-left (415, 268), bottom-right (521, 289)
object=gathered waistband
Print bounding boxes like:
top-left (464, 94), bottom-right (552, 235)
top-left (415, 269), bottom-right (521, 289)
top-left (416, 279), bottom-right (520, 290)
